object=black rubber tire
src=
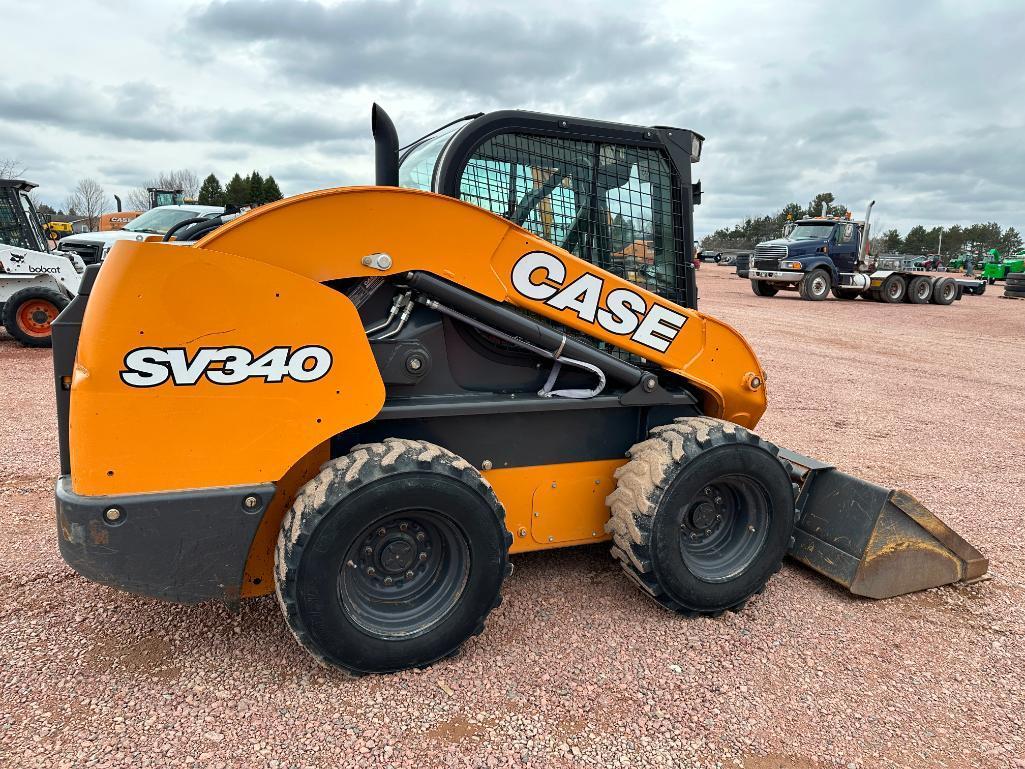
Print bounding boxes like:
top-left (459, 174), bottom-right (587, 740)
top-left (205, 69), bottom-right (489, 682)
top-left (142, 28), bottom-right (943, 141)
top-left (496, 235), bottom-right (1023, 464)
top-left (1004, 287), bottom-right (1025, 298)
top-left (1006, 273), bottom-right (1025, 288)
top-left (867, 290), bottom-right (886, 302)
top-left (831, 287), bottom-right (861, 300)
top-left (275, 438), bottom-right (512, 674)
top-left (606, 417), bottom-right (795, 616)
top-left (906, 275), bottom-right (932, 304)
top-left (751, 280), bottom-right (779, 297)
top-left (797, 269), bottom-right (831, 301)
top-left (931, 277), bottom-right (957, 305)
top-left (975, 282), bottom-right (987, 295)
top-left (988, 277), bottom-right (996, 285)
top-left (1, 287), bottom-right (68, 348)
top-left (879, 274), bottom-right (907, 303)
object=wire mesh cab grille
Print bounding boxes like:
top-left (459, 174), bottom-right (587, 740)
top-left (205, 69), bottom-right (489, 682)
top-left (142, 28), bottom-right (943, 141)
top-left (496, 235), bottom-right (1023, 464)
top-left (456, 133), bottom-right (686, 305)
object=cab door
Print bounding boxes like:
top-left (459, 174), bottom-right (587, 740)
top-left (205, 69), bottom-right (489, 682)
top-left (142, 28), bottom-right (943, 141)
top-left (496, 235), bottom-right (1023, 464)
top-left (831, 221), bottom-right (858, 273)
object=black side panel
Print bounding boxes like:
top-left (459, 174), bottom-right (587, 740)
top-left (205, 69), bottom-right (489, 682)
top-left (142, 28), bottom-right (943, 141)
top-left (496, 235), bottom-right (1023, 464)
top-left (52, 264), bottom-right (100, 475)
top-left (334, 402), bottom-right (699, 469)
top-left (55, 476), bottom-right (275, 603)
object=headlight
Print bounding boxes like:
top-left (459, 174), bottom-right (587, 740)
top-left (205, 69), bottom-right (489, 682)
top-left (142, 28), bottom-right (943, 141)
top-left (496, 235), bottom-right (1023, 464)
top-left (781, 261), bottom-right (803, 270)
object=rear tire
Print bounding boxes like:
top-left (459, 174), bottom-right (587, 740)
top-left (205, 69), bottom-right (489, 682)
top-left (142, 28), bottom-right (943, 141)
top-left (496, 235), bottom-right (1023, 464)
top-left (880, 274), bottom-right (907, 303)
top-left (906, 276), bottom-right (932, 304)
top-left (751, 280), bottom-right (779, 297)
top-left (2, 287), bottom-right (68, 348)
top-left (275, 438), bottom-right (512, 674)
top-left (931, 277), bottom-right (957, 305)
top-left (798, 269), bottom-right (830, 301)
top-left (606, 417), bottom-right (795, 615)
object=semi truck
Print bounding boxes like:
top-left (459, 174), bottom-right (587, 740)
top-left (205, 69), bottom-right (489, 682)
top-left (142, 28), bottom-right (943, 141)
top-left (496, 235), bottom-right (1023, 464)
top-left (748, 202), bottom-right (980, 303)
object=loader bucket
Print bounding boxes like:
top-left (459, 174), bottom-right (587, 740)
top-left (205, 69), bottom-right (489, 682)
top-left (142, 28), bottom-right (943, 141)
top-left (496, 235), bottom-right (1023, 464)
top-left (779, 449), bottom-right (988, 599)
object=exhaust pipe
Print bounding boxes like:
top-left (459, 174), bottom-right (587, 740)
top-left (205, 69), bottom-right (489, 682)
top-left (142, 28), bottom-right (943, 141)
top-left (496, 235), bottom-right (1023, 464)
top-left (372, 103), bottom-right (399, 187)
top-left (113, 194), bottom-right (122, 212)
top-left (857, 200), bottom-right (875, 270)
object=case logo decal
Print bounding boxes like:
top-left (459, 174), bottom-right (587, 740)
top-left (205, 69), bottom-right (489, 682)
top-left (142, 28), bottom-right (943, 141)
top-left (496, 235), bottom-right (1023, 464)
top-left (120, 346), bottom-right (333, 388)
top-left (510, 251), bottom-right (687, 353)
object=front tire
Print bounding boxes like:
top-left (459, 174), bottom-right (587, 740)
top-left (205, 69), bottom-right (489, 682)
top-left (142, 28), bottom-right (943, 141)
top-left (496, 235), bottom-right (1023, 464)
top-left (275, 438), bottom-right (511, 674)
top-left (2, 287), bottom-right (68, 348)
top-left (606, 417), bottom-right (795, 615)
top-left (798, 269), bottom-right (831, 301)
top-left (751, 280), bottom-right (779, 297)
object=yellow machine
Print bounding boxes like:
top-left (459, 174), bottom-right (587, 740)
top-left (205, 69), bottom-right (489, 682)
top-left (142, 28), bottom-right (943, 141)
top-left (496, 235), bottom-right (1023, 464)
top-left (51, 106), bottom-right (986, 673)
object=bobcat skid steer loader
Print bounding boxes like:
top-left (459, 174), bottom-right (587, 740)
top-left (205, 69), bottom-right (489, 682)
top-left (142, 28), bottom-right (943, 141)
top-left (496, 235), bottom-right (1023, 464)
top-left (51, 107), bottom-right (987, 673)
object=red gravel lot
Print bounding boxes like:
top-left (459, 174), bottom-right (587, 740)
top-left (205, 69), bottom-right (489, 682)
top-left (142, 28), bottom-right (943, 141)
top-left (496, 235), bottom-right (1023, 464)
top-left (1, 267), bottom-right (1023, 769)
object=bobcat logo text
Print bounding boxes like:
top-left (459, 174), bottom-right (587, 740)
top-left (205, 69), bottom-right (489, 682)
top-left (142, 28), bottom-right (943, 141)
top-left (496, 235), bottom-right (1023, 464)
top-left (120, 346), bottom-right (333, 388)
top-left (510, 251), bottom-right (687, 353)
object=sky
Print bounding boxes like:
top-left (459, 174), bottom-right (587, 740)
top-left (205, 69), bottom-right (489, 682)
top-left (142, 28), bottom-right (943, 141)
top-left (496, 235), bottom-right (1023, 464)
top-left (1, 0), bottom-right (1022, 239)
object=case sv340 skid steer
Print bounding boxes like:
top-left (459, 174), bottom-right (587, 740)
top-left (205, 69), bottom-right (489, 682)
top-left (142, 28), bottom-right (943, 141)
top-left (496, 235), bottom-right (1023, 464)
top-left (51, 106), bottom-right (987, 673)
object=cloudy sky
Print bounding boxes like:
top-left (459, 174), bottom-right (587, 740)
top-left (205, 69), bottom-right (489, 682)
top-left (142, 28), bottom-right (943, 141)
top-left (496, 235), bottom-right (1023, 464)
top-left (2, 0), bottom-right (1022, 237)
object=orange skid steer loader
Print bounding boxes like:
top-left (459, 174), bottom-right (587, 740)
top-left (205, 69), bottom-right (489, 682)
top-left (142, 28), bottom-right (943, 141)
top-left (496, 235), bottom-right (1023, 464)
top-left (51, 107), bottom-right (987, 674)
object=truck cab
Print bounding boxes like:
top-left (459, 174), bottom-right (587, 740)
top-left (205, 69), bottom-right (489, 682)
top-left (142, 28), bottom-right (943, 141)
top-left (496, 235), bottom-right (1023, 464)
top-left (750, 215), bottom-right (865, 300)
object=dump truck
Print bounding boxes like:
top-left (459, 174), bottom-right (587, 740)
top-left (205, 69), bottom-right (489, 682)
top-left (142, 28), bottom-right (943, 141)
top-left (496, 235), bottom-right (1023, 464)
top-left (749, 206), bottom-right (982, 303)
top-left (51, 106), bottom-right (987, 674)
top-left (0, 179), bottom-right (86, 346)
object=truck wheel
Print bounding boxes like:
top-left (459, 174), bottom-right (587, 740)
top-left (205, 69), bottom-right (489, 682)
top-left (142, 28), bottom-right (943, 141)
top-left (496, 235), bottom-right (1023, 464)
top-left (1, 287), bottom-right (68, 348)
top-left (606, 417), bottom-right (795, 616)
top-left (798, 269), bottom-right (831, 301)
top-left (275, 438), bottom-right (511, 674)
top-left (831, 288), bottom-right (861, 300)
top-left (906, 276), bottom-right (932, 304)
top-left (751, 280), bottom-right (778, 297)
top-left (931, 277), bottom-right (957, 305)
top-left (880, 274), bottom-right (907, 303)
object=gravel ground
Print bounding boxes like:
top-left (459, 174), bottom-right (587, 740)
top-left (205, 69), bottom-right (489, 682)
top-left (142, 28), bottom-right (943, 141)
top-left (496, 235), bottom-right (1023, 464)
top-left (1, 268), bottom-right (1023, 769)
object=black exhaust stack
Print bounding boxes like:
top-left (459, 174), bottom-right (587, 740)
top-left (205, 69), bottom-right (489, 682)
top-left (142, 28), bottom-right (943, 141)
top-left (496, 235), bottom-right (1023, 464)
top-left (372, 103), bottom-right (399, 187)
top-left (113, 194), bottom-right (122, 212)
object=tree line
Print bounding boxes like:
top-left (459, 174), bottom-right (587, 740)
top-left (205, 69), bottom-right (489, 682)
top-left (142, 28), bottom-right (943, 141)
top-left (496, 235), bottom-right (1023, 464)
top-left (197, 172), bottom-right (282, 208)
top-left (701, 192), bottom-right (1023, 260)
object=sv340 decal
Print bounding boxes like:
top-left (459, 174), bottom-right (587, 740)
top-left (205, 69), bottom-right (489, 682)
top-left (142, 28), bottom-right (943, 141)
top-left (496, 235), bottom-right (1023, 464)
top-left (120, 346), bottom-right (333, 387)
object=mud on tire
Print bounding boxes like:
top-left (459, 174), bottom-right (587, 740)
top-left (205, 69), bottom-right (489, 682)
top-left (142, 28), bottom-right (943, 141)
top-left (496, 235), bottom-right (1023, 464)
top-left (605, 417), bottom-right (795, 616)
top-left (275, 438), bottom-right (512, 674)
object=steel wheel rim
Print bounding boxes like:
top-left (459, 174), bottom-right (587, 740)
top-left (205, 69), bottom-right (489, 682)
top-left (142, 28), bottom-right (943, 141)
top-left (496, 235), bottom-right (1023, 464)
top-left (916, 282), bottom-right (930, 300)
top-left (677, 476), bottom-right (771, 583)
top-left (17, 300), bottom-right (58, 337)
top-left (338, 510), bottom-right (470, 640)
top-left (811, 276), bottom-right (827, 296)
top-left (887, 281), bottom-right (903, 299)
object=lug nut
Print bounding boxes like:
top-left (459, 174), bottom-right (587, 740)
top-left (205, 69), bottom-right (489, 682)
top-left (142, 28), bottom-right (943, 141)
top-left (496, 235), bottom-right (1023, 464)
top-left (419, 552), bottom-right (428, 562)
top-left (367, 567), bottom-right (376, 576)
top-left (405, 570), bottom-right (414, 579)
top-left (383, 577), bottom-right (393, 586)
top-left (364, 546), bottom-right (373, 556)
top-left (103, 507), bottom-right (122, 523)
top-left (378, 527), bottom-right (387, 537)
top-left (399, 522), bottom-right (408, 532)
top-left (416, 532), bottom-right (426, 542)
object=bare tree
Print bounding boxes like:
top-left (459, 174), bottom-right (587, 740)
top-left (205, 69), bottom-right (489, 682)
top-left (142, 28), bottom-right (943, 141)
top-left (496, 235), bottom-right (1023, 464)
top-left (127, 169), bottom-right (201, 211)
top-left (0, 157), bottom-right (27, 179)
top-left (67, 178), bottom-right (107, 229)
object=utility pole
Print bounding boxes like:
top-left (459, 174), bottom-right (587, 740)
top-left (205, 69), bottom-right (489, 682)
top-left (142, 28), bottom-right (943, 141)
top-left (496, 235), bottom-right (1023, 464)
top-left (938, 230), bottom-right (943, 256)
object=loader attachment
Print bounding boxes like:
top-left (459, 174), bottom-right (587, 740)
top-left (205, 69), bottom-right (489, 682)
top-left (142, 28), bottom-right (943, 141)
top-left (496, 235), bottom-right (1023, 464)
top-left (780, 449), bottom-right (988, 599)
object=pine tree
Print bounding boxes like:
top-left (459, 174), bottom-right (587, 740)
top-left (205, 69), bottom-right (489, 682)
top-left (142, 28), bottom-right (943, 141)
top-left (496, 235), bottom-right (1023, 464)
top-left (197, 174), bottom-right (224, 206)
top-left (881, 229), bottom-right (902, 253)
top-left (262, 176), bottom-right (283, 203)
top-left (224, 173), bottom-right (248, 208)
top-left (248, 171), bottom-right (264, 206)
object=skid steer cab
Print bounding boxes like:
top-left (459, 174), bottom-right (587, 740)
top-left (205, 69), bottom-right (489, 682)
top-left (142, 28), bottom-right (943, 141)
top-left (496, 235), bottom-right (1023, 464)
top-left (0, 179), bottom-right (86, 347)
top-left (52, 106), bottom-right (986, 674)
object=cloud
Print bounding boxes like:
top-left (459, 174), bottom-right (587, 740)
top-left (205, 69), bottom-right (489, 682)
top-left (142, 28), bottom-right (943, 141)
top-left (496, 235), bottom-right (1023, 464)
top-left (187, 0), bottom-right (683, 102)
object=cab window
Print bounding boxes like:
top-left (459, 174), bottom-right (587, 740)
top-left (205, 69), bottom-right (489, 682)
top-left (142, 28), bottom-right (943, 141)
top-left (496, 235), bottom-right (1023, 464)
top-left (0, 194), bottom-right (30, 249)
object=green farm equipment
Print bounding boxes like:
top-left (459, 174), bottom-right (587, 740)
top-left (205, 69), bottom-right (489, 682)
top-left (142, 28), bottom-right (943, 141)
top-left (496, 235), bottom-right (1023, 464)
top-left (981, 249), bottom-right (1025, 284)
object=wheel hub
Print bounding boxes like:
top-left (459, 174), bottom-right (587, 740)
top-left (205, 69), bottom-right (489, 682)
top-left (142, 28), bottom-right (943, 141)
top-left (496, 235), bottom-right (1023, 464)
top-left (356, 519), bottom-right (432, 590)
top-left (683, 486), bottom-right (725, 539)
